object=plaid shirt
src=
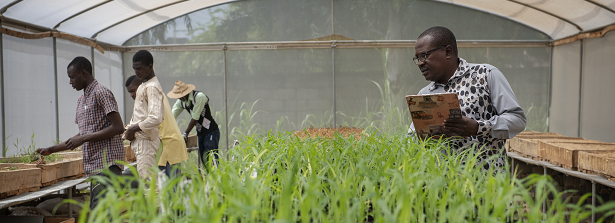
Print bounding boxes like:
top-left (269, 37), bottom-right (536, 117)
top-left (76, 80), bottom-right (125, 176)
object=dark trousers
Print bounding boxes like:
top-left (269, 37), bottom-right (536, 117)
top-left (158, 161), bottom-right (181, 178)
top-left (198, 129), bottom-right (220, 170)
top-left (90, 165), bottom-right (122, 210)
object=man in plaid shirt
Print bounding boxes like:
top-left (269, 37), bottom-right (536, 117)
top-left (37, 56), bottom-right (125, 210)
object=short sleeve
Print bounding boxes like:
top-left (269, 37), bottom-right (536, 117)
top-left (95, 88), bottom-right (120, 116)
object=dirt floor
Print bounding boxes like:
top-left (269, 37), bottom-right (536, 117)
top-left (293, 127), bottom-right (366, 140)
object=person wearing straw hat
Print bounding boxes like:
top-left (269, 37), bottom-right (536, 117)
top-left (168, 80), bottom-right (220, 170)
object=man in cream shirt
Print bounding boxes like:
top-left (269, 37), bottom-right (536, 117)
top-left (124, 50), bottom-right (166, 180)
top-left (125, 75), bottom-right (188, 179)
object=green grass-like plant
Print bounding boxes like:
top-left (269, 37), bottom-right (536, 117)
top-left (79, 132), bottom-right (615, 222)
top-left (0, 134), bottom-right (60, 164)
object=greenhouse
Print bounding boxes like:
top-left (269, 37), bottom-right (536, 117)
top-left (1, 0), bottom-right (615, 222)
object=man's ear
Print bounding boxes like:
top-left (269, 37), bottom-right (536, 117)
top-left (445, 45), bottom-right (453, 58)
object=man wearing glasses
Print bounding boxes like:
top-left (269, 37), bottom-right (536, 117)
top-left (408, 26), bottom-right (526, 172)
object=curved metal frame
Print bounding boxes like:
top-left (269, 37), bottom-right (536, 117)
top-left (508, 0), bottom-right (583, 31)
top-left (2, 0), bottom-right (615, 46)
top-left (53, 0), bottom-right (114, 30)
top-left (90, 0), bottom-right (188, 39)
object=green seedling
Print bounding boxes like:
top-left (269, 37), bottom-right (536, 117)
top-left (81, 131), bottom-right (615, 222)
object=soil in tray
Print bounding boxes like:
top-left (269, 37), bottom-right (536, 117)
top-left (0, 153), bottom-right (62, 165)
top-left (293, 127), bottom-right (366, 140)
top-left (0, 166), bottom-right (20, 171)
top-left (0, 151), bottom-right (81, 165)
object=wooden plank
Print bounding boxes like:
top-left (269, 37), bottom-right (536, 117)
top-left (38, 159), bottom-right (83, 185)
top-left (515, 131), bottom-right (562, 136)
top-left (540, 141), bottom-right (615, 170)
top-left (0, 167), bottom-right (42, 198)
top-left (578, 150), bottom-right (615, 181)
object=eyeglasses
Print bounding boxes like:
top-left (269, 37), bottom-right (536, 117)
top-left (412, 46), bottom-right (446, 65)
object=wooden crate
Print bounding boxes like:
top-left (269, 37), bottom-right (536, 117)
top-left (539, 141), bottom-right (615, 170)
top-left (186, 134), bottom-right (198, 148)
top-left (124, 145), bottom-right (136, 162)
top-left (55, 151), bottom-right (82, 159)
top-left (38, 158), bottom-right (84, 186)
top-left (0, 164), bottom-right (41, 198)
top-left (506, 132), bottom-right (571, 159)
top-left (578, 150), bottom-right (615, 181)
top-left (516, 131), bottom-right (562, 136)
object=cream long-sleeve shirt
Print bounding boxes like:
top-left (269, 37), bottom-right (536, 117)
top-left (129, 76), bottom-right (164, 141)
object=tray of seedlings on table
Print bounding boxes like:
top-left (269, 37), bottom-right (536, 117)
top-left (0, 148), bottom-right (83, 198)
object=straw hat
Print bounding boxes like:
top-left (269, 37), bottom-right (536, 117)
top-left (167, 80), bottom-right (195, 99)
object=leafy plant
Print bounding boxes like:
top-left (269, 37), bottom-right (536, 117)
top-left (0, 166), bottom-right (19, 171)
top-left (525, 103), bottom-right (549, 132)
top-left (82, 131), bottom-right (615, 222)
top-left (2, 136), bottom-right (9, 157)
top-left (0, 134), bottom-right (60, 164)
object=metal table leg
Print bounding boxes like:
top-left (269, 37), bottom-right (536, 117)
top-left (67, 187), bottom-right (72, 218)
top-left (543, 166), bottom-right (547, 220)
top-left (592, 181), bottom-right (596, 223)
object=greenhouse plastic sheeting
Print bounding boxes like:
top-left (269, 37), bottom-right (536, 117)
top-left (56, 39), bottom-right (91, 141)
top-left (550, 41), bottom-right (581, 138)
top-left (2, 35), bottom-right (56, 157)
top-left (1, 0), bottom-right (237, 46)
top-left (2, 0), bottom-right (615, 46)
top-left (550, 31), bottom-right (615, 143)
top-left (580, 31), bottom-right (615, 143)
top-left (434, 0), bottom-right (615, 40)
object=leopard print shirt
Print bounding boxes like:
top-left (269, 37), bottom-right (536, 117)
top-left (424, 58), bottom-right (507, 171)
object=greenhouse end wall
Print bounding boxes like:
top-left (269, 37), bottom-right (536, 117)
top-left (121, 45), bottom-right (552, 153)
top-left (579, 31), bottom-right (615, 142)
top-left (550, 31), bottom-right (615, 143)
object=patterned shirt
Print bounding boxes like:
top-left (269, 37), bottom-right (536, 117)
top-left (76, 80), bottom-right (125, 176)
top-left (409, 58), bottom-right (526, 171)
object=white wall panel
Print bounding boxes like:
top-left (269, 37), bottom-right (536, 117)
top-left (56, 39), bottom-right (91, 142)
top-left (550, 42), bottom-right (581, 137)
top-left (580, 32), bottom-right (615, 142)
top-left (2, 35), bottom-right (56, 156)
top-left (0, 35), bottom-right (3, 156)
